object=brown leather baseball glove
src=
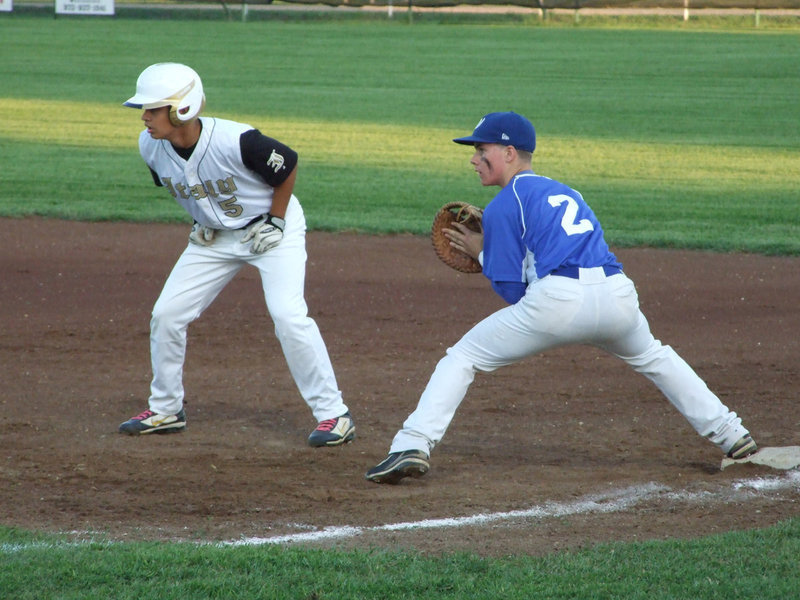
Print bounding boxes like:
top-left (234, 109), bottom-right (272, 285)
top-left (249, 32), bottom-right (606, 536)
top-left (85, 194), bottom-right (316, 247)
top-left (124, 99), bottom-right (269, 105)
top-left (431, 201), bottom-right (483, 274)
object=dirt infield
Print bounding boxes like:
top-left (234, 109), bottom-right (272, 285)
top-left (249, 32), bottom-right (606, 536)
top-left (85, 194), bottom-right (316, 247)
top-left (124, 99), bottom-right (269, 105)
top-left (1, 217), bottom-right (798, 556)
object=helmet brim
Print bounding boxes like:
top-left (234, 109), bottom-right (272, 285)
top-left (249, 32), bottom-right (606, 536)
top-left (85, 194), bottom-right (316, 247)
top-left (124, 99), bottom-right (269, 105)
top-left (122, 93), bottom-right (171, 110)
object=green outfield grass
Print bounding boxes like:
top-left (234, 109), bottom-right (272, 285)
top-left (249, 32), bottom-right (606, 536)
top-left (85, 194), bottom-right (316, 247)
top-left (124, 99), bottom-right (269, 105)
top-left (1, 14), bottom-right (799, 598)
top-left (1, 17), bottom-right (798, 253)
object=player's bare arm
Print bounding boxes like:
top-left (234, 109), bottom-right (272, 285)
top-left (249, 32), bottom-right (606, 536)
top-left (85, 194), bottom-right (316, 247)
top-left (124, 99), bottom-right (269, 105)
top-left (268, 165), bottom-right (297, 220)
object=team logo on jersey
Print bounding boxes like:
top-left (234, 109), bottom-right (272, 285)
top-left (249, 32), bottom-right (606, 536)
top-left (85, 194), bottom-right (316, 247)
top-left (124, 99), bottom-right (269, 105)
top-left (163, 176), bottom-right (237, 201)
top-left (267, 150), bottom-right (285, 173)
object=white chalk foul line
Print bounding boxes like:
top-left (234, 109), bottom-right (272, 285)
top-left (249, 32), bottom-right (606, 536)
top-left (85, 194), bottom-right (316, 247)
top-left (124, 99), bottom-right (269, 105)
top-left (2, 472), bottom-right (797, 554)
top-left (733, 469), bottom-right (800, 491)
top-left (225, 471), bottom-right (800, 547)
top-left (227, 482), bottom-right (667, 547)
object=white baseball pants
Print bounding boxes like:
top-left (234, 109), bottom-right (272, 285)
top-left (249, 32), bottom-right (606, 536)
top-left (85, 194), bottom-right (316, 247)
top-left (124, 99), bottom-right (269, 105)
top-left (390, 267), bottom-right (749, 456)
top-left (147, 197), bottom-right (347, 421)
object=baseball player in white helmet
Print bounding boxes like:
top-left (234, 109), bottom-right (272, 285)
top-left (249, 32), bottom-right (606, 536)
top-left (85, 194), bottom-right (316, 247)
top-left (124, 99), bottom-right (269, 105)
top-left (118, 63), bottom-right (354, 447)
top-left (366, 111), bottom-right (758, 483)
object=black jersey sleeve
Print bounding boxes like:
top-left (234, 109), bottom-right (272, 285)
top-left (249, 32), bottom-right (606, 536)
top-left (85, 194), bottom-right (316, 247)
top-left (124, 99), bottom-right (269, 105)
top-left (240, 129), bottom-right (299, 188)
top-left (149, 167), bottom-right (162, 186)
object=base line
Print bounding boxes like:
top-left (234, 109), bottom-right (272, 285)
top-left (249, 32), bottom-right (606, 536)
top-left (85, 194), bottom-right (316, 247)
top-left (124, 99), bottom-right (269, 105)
top-left (223, 471), bottom-right (800, 547)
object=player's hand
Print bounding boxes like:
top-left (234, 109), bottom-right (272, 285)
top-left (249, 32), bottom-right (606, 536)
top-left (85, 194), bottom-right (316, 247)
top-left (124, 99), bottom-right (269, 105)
top-left (189, 222), bottom-right (217, 246)
top-left (241, 213), bottom-right (285, 254)
top-left (444, 221), bottom-right (483, 260)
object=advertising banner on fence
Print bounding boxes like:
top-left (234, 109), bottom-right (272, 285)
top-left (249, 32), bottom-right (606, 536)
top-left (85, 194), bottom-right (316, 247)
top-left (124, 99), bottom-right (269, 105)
top-left (0, 0), bottom-right (12, 13)
top-left (55, 0), bottom-right (114, 15)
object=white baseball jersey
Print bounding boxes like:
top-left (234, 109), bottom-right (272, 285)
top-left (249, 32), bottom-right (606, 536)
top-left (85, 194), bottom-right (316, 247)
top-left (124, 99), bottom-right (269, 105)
top-left (138, 116), bottom-right (297, 229)
top-left (138, 116), bottom-right (348, 423)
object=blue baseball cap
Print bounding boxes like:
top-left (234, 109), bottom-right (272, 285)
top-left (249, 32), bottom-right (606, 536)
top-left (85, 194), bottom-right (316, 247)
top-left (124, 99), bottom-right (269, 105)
top-left (453, 111), bottom-right (536, 152)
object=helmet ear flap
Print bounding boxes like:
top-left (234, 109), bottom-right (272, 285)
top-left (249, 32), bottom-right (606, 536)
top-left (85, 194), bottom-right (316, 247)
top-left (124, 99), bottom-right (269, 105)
top-left (168, 85), bottom-right (205, 127)
top-left (168, 105), bottom-right (183, 128)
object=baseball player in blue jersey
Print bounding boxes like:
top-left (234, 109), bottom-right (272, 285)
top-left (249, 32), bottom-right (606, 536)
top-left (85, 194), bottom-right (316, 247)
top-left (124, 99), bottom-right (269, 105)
top-left (118, 63), bottom-right (354, 447)
top-left (366, 111), bottom-right (758, 483)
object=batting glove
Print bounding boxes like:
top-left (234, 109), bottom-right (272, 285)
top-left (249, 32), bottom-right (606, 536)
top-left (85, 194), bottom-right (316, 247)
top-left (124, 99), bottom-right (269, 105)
top-left (241, 213), bottom-right (285, 254)
top-left (189, 222), bottom-right (217, 247)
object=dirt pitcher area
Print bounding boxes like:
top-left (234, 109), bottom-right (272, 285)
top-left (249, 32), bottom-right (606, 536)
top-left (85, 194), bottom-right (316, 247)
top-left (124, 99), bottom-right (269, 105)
top-left (1, 217), bottom-right (798, 557)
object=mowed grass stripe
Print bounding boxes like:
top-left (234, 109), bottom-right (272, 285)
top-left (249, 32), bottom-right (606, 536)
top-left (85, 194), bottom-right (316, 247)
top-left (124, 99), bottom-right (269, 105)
top-left (1, 98), bottom-right (796, 184)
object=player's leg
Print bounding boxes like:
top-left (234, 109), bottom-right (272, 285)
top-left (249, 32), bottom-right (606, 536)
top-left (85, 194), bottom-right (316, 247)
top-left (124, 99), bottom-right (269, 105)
top-left (597, 275), bottom-right (751, 454)
top-left (148, 242), bottom-right (242, 415)
top-left (369, 282), bottom-right (576, 481)
top-left (389, 277), bottom-right (583, 455)
top-left (370, 276), bottom-right (606, 481)
top-left (251, 198), bottom-right (350, 444)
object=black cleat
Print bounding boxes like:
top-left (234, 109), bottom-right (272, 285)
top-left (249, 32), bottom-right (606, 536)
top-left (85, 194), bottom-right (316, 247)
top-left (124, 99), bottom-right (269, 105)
top-left (727, 434), bottom-right (758, 459)
top-left (365, 450), bottom-right (430, 484)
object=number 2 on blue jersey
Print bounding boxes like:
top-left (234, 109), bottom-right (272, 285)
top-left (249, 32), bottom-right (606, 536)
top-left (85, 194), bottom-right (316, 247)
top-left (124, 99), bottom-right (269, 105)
top-left (548, 194), bottom-right (594, 236)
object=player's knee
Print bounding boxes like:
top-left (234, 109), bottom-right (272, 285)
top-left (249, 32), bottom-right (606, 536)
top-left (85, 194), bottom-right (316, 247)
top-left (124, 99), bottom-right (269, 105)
top-left (443, 347), bottom-right (481, 373)
top-left (150, 302), bottom-right (194, 331)
top-left (269, 301), bottom-right (308, 327)
top-left (624, 342), bottom-right (673, 373)
top-left (272, 311), bottom-right (314, 340)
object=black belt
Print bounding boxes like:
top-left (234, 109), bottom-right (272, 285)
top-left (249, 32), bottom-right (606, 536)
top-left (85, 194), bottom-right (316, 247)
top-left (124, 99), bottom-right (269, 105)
top-left (237, 214), bottom-right (267, 230)
top-left (550, 265), bottom-right (623, 279)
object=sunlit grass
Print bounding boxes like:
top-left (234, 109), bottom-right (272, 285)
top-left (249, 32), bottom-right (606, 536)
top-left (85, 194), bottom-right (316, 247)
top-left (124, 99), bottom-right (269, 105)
top-left (2, 98), bottom-right (796, 183)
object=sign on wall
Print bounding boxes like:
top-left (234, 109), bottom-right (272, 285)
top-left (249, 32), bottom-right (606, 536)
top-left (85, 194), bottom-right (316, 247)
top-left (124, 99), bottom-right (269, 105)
top-left (55, 0), bottom-right (114, 15)
top-left (0, 0), bottom-right (13, 13)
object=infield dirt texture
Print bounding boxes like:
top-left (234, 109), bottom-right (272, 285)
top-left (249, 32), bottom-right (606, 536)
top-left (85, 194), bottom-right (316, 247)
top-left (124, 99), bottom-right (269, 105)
top-left (1, 217), bottom-right (797, 556)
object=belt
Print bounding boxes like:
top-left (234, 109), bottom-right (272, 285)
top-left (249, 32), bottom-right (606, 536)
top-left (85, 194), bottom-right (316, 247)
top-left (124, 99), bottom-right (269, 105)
top-left (237, 214), bottom-right (267, 230)
top-left (550, 265), bottom-right (623, 279)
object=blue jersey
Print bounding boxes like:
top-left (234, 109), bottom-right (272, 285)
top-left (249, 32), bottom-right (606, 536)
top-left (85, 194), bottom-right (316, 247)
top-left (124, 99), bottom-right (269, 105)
top-left (482, 171), bottom-right (622, 303)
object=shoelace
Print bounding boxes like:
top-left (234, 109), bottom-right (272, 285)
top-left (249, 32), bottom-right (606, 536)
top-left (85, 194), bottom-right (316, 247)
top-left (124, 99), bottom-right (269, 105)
top-left (315, 417), bottom-right (339, 432)
top-left (133, 409), bottom-right (155, 421)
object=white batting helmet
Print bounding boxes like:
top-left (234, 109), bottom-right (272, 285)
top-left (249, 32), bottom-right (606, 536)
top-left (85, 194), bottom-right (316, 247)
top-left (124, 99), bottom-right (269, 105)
top-left (123, 63), bottom-right (206, 127)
